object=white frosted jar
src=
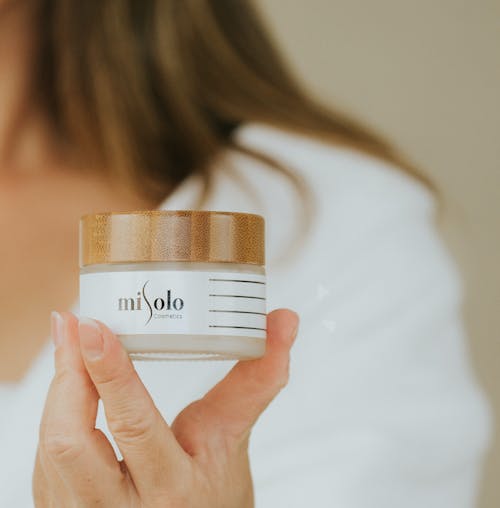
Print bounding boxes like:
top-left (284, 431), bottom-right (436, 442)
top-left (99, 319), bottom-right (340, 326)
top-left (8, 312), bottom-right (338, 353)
top-left (79, 211), bottom-right (266, 361)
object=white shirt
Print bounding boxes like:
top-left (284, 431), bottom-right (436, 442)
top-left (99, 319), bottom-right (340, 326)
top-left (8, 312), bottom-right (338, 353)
top-left (0, 123), bottom-right (492, 507)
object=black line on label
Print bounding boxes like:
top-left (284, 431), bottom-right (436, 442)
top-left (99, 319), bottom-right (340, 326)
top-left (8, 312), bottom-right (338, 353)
top-left (209, 278), bottom-right (266, 285)
top-left (209, 325), bottom-right (266, 331)
top-left (209, 294), bottom-right (265, 300)
top-left (209, 310), bottom-right (266, 316)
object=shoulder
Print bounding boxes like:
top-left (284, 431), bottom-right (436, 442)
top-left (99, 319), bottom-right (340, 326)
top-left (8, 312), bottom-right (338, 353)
top-left (234, 123), bottom-right (459, 298)
top-left (234, 122), bottom-right (435, 217)
top-left (230, 124), bottom-right (491, 505)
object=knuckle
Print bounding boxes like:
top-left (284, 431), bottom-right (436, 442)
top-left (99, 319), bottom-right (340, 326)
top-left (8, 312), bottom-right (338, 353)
top-left (93, 363), bottom-right (130, 388)
top-left (273, 363), bottom-right (290, 392)
top-left (107, 410), bottom-right (156, 445)
top-left (44, 431), bottom-right (85, 465)
top-left (52, 364), bottom-right (74, 386)
top-left (275, 373), bottom-right (289, 392)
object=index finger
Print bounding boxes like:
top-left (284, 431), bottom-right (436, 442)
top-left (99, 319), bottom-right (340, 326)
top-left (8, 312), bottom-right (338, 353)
top-left (39, 311), bottom-right (125, 504)
top-left (77, 317), bottom-right (190, 498)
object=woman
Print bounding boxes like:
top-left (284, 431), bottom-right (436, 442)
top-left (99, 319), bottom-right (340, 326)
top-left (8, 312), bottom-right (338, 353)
top-left (0, 0), bottom-right (491, 506)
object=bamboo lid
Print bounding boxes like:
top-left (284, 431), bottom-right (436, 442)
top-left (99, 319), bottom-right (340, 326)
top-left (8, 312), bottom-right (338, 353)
top-left (79, 210), bottom-right (265, 267)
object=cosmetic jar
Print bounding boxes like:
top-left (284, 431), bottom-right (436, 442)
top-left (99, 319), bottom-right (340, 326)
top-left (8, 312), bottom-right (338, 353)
top-left (79, 210), bottom-right (266, 361)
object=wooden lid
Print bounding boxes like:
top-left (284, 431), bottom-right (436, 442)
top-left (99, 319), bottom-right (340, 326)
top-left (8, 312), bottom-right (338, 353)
top-left (79, 210), bottom-right (265, 267)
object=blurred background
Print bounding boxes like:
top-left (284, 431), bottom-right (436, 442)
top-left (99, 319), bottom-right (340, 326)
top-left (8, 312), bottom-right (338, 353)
top-left (255, 1), bottom-right (499, 506)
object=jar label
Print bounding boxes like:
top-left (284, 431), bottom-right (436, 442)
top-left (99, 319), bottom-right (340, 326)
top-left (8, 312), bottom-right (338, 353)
top-left (79, 270), bottom-right (267, 339)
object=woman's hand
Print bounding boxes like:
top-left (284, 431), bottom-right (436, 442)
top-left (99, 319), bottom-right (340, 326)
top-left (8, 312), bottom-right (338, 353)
top-left (33, 309), bottom-right (299, 508)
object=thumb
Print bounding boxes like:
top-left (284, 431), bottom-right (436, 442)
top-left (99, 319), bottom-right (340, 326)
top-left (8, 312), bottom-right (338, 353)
top-left (194, 309), bottom-right (299, 443)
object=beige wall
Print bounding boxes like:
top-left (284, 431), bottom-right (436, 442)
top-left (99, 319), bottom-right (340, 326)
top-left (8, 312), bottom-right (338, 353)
top-left (256, 1), bottom-right (500, 506)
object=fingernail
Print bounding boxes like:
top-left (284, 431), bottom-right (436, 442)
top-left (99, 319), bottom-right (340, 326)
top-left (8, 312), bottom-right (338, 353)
top-left (51, 311), bottom-right (65, 348)
top-left (78, 317), bottom-right (104, 360)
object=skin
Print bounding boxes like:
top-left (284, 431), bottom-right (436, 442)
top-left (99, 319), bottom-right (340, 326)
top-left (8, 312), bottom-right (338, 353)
top-left (33, 309), bottom-right (299, 507)
top-left (0, 0), bottom-right (158, 381)
top-left (0, 1), bottom-right (301, 505)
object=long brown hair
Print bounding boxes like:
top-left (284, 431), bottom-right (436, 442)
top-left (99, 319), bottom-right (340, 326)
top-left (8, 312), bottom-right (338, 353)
top-left (35, 0), bottom-right (433, 211)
